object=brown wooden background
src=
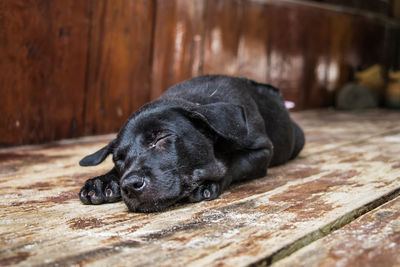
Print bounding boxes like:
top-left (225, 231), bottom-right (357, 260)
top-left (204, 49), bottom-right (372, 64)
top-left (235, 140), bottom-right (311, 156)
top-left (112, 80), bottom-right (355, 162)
top-left (1, 0), bottom-right (399, 146)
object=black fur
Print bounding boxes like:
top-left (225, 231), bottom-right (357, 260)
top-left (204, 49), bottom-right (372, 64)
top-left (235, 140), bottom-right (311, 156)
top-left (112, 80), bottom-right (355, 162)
top-left (78, 75), bottom-right (305, 212)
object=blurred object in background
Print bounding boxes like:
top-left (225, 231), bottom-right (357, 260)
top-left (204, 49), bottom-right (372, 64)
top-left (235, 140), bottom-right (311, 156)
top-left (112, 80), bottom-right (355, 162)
top-left (355, 65), bottom-right (385, 100)
top-left (386, 70), bottom-right (400, 108)
top-left (336, 64), bottom-right (384, 110)
top-left (336, 83), bottom-right (378, 110)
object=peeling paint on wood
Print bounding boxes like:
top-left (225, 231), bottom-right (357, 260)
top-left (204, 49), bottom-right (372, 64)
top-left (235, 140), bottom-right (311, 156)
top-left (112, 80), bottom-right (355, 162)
top-left (0, 110), bottom-right (400, 266)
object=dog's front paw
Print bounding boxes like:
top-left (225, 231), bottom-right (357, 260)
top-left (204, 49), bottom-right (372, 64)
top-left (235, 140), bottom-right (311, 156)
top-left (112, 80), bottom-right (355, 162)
top-left (79, 172), bottom-right (121, 205)
top-left (188, 182), bottom-right (221, 203)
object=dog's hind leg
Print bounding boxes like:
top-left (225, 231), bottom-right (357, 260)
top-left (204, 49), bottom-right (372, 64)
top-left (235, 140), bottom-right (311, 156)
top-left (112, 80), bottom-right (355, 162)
top-left (290, 121), bottom-right (305, 160)
top-left (79, 168), bottom-right (121, 205)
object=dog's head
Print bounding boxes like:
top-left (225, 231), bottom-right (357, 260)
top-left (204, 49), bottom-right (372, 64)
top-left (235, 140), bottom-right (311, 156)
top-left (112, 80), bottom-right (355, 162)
top-left (79, 100), bottom-right (250, 212)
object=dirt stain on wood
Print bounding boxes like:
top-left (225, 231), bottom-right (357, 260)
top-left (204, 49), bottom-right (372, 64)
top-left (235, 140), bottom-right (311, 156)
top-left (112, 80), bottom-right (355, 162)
top-left (0, 252), bottom-right (30, 266)
top-left (320, 170), bottom-right (359, 180)
top-left (68, 218), bottom-right (105, 230)
top-left (274, 166), bottom-right (322, 180)
top-left (46, 192), bottom-right (77, 204)
top-left (16, 182), bottom-right (54, 190)
top-left (0, 153), bottom-right (35, 162)
top-left (339, 156), bottom-right (360, 163)
top-left (9, 192), bottom-right (77, 208)
top-left (392, 162), bottom-right (400, 169)
top-left (227, 176), bottom-right (287, 200)
top-left (268, 171), bottom-right (360, 219)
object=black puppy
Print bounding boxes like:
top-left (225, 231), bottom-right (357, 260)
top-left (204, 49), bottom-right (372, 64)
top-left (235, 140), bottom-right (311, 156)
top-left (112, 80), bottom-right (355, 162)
top-left (78, 75), bottom-right (305, 212)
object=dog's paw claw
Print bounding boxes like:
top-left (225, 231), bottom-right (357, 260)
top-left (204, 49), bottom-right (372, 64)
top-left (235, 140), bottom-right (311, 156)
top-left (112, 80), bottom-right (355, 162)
top-left (79, 176), bottom-right (121, 205)
top-left (79, 189), bottom-right (90, 204)
top-left (105, 188), bottom-right (112, 197)
top-left (203, 188), bottom-right (211, 199)
top-left (188, 182), bottom-right (220, 202)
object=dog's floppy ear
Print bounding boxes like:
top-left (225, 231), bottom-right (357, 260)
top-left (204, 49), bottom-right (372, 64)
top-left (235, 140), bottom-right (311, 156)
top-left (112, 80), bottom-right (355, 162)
top-left (181, 102), bottom-right (249, 148)
top-left (79, 140), bottom-right (115, 166)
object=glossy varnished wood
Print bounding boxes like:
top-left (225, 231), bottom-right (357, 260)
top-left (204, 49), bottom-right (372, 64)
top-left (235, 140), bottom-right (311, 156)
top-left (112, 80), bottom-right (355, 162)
top-left (0, 0), bottom-right (155, 146)
top-left (151, 0), bottom-right (205, 99)
top-left (0, 0), bottom-right (90, 145)
top-left (83, 0), bottom-right (154, 135)
top-left (305, 0), bottom-right (392, 16)
top-left (150, 0), bottom-right (391, 108)
top-left (1, 0), bottom-right (398, 146)
top-left (202, 0), bottom-right (243, 76)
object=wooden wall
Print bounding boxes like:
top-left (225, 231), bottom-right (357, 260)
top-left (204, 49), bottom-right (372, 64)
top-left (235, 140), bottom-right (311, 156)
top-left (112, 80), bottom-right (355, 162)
top-left (0, 0), bottom-right (398, 146)
top-left (0, 0), bottom-right (154, 146)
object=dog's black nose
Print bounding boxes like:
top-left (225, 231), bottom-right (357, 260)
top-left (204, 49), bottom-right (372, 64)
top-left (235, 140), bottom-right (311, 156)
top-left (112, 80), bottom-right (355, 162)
top-left (121, 176), bottom-right (146, 195)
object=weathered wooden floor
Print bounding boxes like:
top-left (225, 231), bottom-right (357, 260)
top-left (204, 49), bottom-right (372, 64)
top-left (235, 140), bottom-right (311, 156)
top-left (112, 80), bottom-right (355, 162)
top-left (0, 109), bottom-right (399, 267)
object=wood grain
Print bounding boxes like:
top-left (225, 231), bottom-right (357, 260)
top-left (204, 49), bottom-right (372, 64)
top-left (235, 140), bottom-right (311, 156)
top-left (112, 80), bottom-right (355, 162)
top-left (202, 0), bottom-right (243, 76)
top-left (236, 1), bottom-right (270, 83)
top-left (0, 0), bottom-right (397, 146)
top-left (305, 0), bottom-right (392, 16)
top-left (274, 197), bottom-right (400, 267)
top-left (150, 0), bottom-right (205, 99)
top-left (0, 110), bottom-right (399, 266)
top-left (83, 0), bottom-right (154, 134)
top-left (0, 0), bottom-right (90, 145)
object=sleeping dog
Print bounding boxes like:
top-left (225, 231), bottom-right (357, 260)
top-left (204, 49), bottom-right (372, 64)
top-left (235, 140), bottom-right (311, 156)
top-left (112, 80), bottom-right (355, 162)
top-left (78, 75), bottom-right (305, 212)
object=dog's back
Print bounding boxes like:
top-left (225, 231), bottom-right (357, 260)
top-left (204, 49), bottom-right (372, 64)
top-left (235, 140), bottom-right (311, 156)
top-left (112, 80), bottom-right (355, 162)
top-left (162, 75), bottom-right (304, 167)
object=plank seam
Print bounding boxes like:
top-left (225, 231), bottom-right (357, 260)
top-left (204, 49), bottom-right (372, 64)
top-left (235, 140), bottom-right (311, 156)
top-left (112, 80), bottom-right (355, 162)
top-left (250, 187), bottom-right (400, 266)
top-left (81, 0), bottom-right (94, 138)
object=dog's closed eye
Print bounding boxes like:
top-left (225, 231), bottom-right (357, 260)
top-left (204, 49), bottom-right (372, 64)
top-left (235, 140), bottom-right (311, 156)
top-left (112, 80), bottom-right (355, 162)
top-left (150, 133), bottom-right (173, 149)
top-left (113, 152), bottom-right (125, 163)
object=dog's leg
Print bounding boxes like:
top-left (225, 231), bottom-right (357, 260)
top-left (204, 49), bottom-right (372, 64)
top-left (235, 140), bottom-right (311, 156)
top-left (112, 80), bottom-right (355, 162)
top-left (187, 181), bottom-right (221, 203)
top-left (228, 148), bottom-right (272, 182)
top-left (79, 168), bottom-right (121, 204)
top-left (186, 148), bottom-right (271, 203)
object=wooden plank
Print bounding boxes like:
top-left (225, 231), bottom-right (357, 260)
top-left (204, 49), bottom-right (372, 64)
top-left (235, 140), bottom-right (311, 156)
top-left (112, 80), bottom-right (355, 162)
top-left (0, 110), bottom-right (399, 266)
top-left (265, 3), bottom-right (308, 109)
top-left (88, 130), bottom-right (400, 267)
top-left (202, 0), bottom-right (243, 75)
top-left (150, 0), bottom-right (205, 99)
top-left (273, 196), bottom-right (400, 267)
top-left (1, 0), bottom-right (394, 146)
top-left (235, 2), bottom-right (270, 83)
top-left (291, 109), bottom-right (400, 157)
top-left (0, 0), bottom-right (155, 145)
top-left (309, 0), bottom-right (392, 16)
top-left (83, 0), bottom-right (155, 135)
top-left (300, 8), bottom-right (333, 108)
top-left (0, 0), bottom-right (90, 145)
